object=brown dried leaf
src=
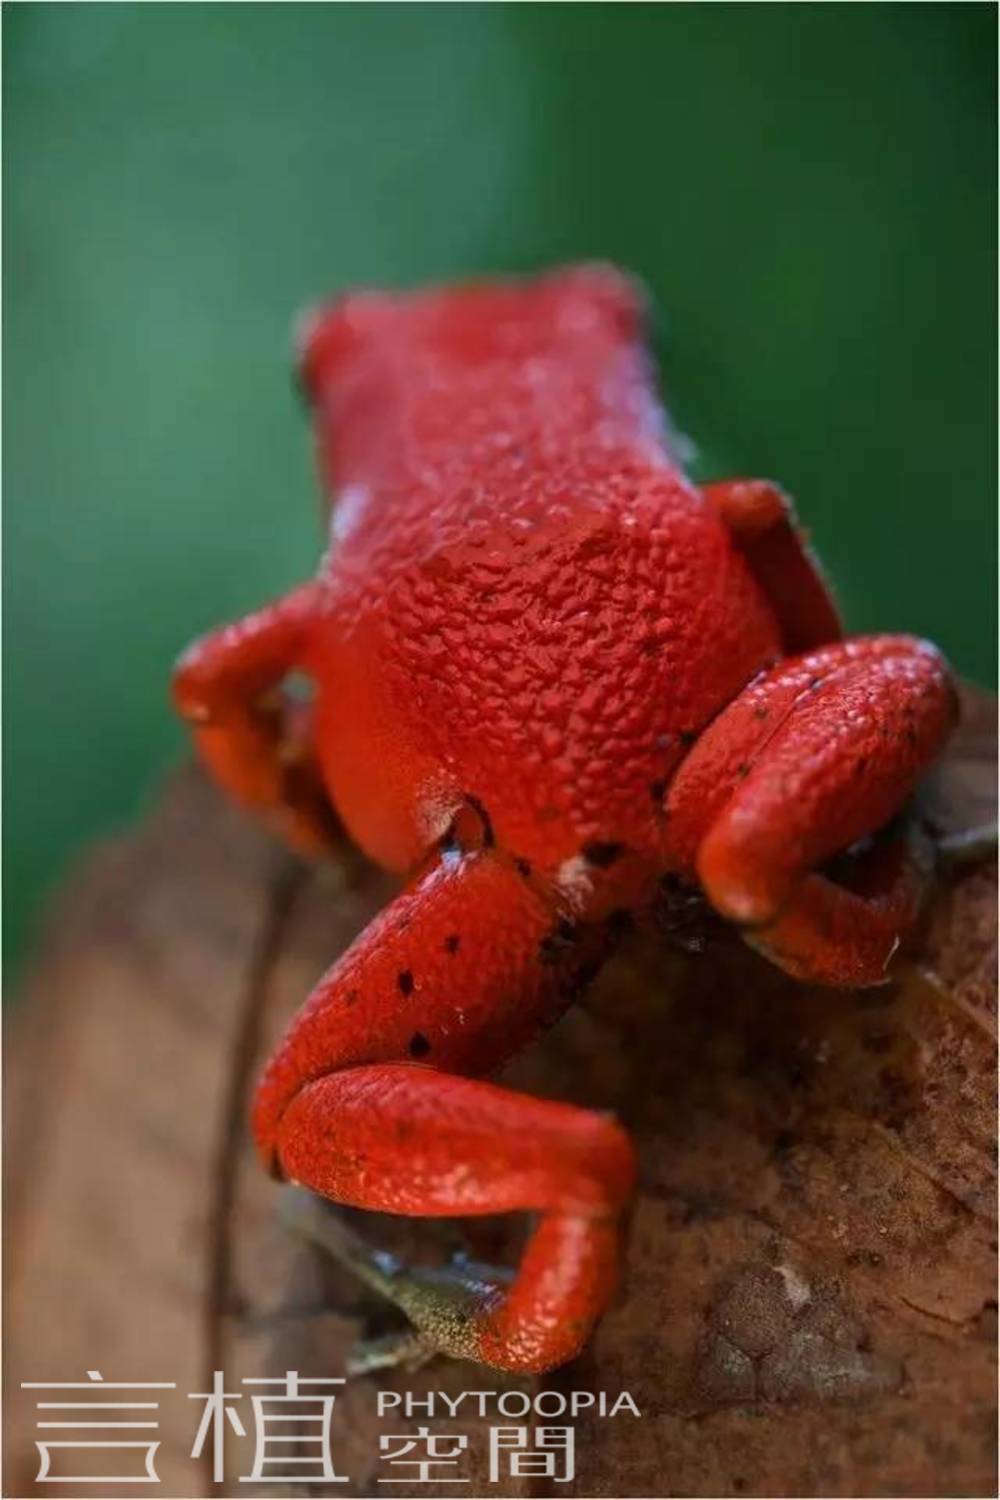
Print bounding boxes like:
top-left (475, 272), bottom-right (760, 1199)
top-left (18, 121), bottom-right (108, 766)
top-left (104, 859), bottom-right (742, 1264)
top-left (4, 686), bottom-right (996, 1497)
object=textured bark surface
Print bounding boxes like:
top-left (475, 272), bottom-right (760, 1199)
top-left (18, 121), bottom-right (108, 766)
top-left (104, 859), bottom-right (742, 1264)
top-left (4, 688), bottom-right (996, 1499)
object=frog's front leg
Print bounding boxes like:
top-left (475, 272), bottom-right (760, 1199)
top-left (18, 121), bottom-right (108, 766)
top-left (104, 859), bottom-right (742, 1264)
top-left (172, 582), bottom-right (338, 857)
top-left (252, 848), bottom-right (634, 1375)
top-left (704, 478), bottom-right (842, 652)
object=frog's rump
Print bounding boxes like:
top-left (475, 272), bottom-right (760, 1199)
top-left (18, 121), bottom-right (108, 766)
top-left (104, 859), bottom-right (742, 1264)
top-left (310, 488), bottom-right (781, 874)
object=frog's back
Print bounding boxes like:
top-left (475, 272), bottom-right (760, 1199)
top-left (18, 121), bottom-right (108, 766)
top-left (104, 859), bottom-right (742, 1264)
top-left (300, 267), bottom-right (782, 873)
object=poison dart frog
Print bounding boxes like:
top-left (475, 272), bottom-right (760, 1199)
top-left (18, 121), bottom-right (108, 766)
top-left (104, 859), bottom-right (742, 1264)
top-left (174, 265), bottom-right (956, 1374)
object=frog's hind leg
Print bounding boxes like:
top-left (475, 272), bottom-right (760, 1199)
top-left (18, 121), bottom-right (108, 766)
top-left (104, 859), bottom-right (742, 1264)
top-left (738, 822), bottom-right (937, 986)
top-left (253, 847), bottom-right (634, 1375)
top-left (665, 634), bottom-right (957, 985)
top-left (271, 1063), bottom-right (632, 1374)
top-left (172, 581), bottom-right (338, 857)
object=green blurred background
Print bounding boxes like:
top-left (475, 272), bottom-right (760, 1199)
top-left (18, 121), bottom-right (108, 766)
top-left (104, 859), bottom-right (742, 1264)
top-left (4, 3), bottom-right (996, 972)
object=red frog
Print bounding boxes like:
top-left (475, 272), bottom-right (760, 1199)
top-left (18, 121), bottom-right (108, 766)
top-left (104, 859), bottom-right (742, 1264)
top-left (173, 265), bottom-right (956, 1374)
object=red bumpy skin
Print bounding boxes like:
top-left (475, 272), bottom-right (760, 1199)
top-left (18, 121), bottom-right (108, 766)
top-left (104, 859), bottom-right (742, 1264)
top-left (173, 264), bottom-right (956, 1373)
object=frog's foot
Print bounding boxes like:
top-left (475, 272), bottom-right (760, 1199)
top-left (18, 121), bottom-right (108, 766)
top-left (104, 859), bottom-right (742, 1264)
top-left (280, 1185), bottom-right (515, 1373)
